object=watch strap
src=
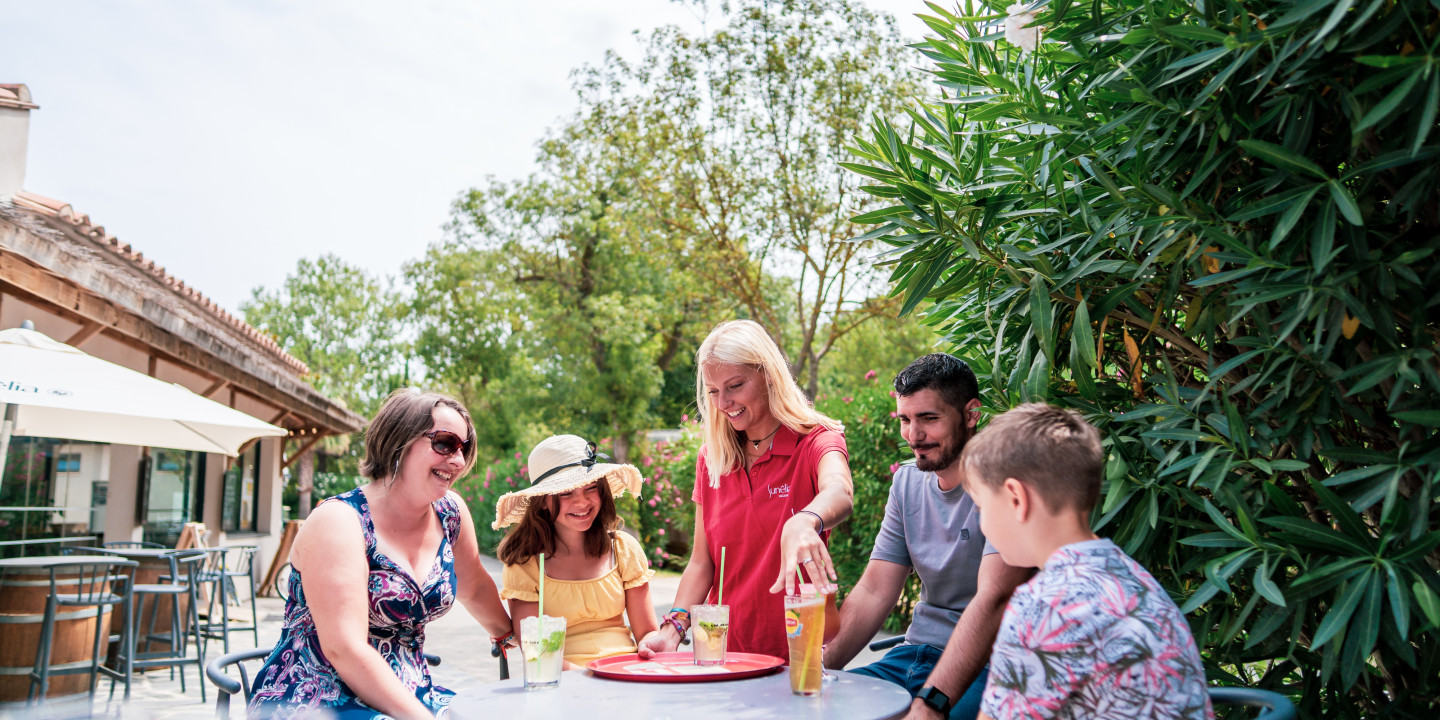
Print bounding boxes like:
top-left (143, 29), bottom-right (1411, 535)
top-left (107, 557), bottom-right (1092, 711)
top-left (917, 685), bottom-right (953, 715)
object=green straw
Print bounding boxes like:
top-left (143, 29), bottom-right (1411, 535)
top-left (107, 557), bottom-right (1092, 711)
top-left (718, 547), bottom-right (726, 607)
top-left (538, 552), bottom-right (545, 637)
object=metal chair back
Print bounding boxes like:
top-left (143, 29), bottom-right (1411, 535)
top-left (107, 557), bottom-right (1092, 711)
top-left (24, 558), bottom-right (139, 704)
top-left (205, 646), bottom-right (272, 720)
top-left (104, 541), bottom-right (167, 549)
top-left (1209, 688), bottom-right (1296, 720)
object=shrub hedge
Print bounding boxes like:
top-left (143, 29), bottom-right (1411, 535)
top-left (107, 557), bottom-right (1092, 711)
top-left (844, 0), bottom-right (1439, 714)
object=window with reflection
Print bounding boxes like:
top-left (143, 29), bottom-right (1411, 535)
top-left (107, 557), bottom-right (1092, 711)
top-left (223, 441), bottom-right (260, 533)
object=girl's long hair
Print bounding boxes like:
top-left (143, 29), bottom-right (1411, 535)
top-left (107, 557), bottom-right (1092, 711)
top-left (496, 479), bottom-right (620, 565)
top-left (695, 320), bottom-right (842, 488)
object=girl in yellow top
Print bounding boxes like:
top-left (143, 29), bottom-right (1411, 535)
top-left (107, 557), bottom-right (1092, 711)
top-left (493, 435), bottom-right (659, 668)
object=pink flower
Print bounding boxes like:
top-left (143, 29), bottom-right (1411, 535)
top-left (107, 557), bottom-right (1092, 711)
top-left (843, 396), bottom-right (853, 404)
top-left (486, 469), bottom-right (494, 481)
top-left (888, 390), bottom-right (898, 398)
top-left (515, 452), bottom-right (522, 459)
top-left (890, 411), bottom-right (898, 418)
top-left (643, 457), bottom-right (653, 467)
top-left (889, 463), bottom-right (901, 475)
top-left (483, 481), bottom-right (490, 489)
top-left (681, 414), bottom-right (689, 423)
top-left (658, 529), bottom-right (666, 536)
top-left (648, 498), bottom-right (658, 507)
top-left (864, 369), bottom-right (877, 381)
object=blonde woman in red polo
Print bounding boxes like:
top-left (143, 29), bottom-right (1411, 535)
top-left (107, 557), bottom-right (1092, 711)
top-left (638, 319), bottom-right (854, 661)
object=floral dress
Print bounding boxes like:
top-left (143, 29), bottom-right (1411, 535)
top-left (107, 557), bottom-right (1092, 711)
top-left (248, 488), bottom-right (461, 719)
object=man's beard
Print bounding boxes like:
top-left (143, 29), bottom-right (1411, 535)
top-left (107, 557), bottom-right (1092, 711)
top-left (912, 421), bottom-right (971, 472)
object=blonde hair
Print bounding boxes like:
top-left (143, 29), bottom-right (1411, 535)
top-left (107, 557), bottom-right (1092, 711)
top-left (695, 320), bottom-right (841, 488)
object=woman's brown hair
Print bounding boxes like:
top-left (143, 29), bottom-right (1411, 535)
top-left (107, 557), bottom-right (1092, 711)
top-left (497, 479), bottom-right (620, 565)
top-left (360, 388), bottom-right (477, 485)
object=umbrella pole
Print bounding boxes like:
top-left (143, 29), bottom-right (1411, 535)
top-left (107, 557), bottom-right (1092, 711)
top-left (0, 402), bottom-right (15, 491)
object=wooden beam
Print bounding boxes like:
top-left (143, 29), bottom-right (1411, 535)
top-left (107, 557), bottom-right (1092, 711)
top-left (0, 248), bottom-right (361, 433)
top-left (64, 320), bottom-right (103, 347)
top-left (201, 378), bottom-right (230, 398)
top-left (282, 435), bottom-right (325, 470)
top-left (147, 355), bottom-right (158, 377)
top-left (269, 410), bottom-right (292, 426)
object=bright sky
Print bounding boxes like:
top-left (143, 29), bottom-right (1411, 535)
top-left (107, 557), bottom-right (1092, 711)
top-left (3, 0), bottom-right (932, 313)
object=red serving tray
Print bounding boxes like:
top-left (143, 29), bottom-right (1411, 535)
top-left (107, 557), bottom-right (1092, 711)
top-left (586, 651), bottom-right (784, 683)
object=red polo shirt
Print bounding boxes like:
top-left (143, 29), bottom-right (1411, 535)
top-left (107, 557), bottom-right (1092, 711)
top-left (691, 424), bottom-right (847, 660)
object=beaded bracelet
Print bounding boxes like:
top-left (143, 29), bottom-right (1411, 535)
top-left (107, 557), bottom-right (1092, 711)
top-left (662, 611), bottom-right (690, 645)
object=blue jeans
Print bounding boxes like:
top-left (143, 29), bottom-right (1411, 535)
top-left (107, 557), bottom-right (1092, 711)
top-left (849, 643), bottom-right (988, 720)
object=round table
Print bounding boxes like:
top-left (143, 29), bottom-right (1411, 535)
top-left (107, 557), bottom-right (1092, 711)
top-left (447, 668), bottom-right (913, 720)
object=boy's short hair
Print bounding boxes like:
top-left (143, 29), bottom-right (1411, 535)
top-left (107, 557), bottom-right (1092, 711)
top-left (961, 403), bottom-right (1103, 514)
top-left (893, 353), bottom-right (980, 413)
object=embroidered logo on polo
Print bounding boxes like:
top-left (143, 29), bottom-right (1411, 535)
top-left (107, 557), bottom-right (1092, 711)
top-left (767, 484), bottom-right (791, 500)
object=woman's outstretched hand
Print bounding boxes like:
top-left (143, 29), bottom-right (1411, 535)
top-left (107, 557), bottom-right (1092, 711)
top-left (769, 513), bottom-right (838, 595)
top-left (636, 627), bottom-right (681, 659)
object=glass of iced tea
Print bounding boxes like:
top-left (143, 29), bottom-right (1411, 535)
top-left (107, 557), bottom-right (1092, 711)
top-left (784, 593), bottom-right (825, 696)
top-left (691, 604), bottom-right (730, 666)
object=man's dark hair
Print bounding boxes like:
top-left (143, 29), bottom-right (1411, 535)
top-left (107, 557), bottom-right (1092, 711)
top-left (893, 353), bottom-right (980, 412)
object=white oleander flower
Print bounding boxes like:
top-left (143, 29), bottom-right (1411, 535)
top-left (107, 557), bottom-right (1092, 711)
top-left (1005, 3), bottom-right (1041, 54)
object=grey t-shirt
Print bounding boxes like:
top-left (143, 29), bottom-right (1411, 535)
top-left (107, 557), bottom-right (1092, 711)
top-left (870, 463), bottom-right (997, 650)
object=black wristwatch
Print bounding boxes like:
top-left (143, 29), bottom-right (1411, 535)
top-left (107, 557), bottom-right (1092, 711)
top-left (917, 685), bottom-right (953, 715)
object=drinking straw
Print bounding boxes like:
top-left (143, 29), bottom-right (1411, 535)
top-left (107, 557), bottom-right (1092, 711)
top-left (538, 552), bottom-right (546, 637)
top-left (718, 547), bottom-right (726, 607)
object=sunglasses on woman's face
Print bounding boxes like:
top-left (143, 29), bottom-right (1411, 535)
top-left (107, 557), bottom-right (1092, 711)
top-left (423, 430), bottom-right (472, 458)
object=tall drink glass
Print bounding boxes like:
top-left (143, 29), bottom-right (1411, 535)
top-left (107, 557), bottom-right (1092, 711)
top-left (691, 604), bottom-right (730, 666)
top-left (799, 582), bottom-right (839, 683)
top-left (520, 615), bottom-right (566, 690)
top-left (784, 594), bottom-right (825, 696)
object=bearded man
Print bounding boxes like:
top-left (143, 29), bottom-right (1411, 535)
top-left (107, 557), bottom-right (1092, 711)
top-left (823, 354), bottom-right (1033, 720)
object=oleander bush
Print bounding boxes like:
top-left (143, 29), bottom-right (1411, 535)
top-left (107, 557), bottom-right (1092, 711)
top-left (846, 0), bottom-right (1439, 715)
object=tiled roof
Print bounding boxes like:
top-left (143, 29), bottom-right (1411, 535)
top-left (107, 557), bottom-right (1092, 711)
top-left (0, 84), bottom-right (39, 110)
top-left (11, 189), bottom-right (310, 376)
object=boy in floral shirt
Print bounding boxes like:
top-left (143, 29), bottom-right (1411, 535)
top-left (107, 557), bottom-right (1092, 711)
top-left (960, 404), bottom-right (1212, 720)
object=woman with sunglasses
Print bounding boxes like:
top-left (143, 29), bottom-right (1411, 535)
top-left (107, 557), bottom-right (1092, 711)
top-left (249, 388), bottom-right (512, 720)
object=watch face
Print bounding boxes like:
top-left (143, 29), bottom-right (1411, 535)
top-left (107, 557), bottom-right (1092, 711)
top-left (920, 687), bottom-right (951, 712)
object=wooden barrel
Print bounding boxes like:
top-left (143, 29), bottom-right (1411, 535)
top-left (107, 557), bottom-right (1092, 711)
top-left (0, 566), bottom-right (112, 706)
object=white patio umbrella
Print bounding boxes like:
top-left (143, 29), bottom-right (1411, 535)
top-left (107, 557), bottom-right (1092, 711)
top-left (0, 325), bottom-right (287, 488)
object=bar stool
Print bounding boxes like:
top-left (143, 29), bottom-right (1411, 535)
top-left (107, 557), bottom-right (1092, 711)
top-left (25, 558), bottom-right (138, 706)
top-left (200, 546), bottom-right (260, 653)
top-left (125, 550), bottom-right (208, 702)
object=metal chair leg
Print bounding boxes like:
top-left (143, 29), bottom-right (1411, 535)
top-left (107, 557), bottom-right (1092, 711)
top-left (29, 594), bottom-right (59, 704)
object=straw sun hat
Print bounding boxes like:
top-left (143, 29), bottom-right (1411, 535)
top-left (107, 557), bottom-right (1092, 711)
top-left (491, 435), bottom-right (644, 530)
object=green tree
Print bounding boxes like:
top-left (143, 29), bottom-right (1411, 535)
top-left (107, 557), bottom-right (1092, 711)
top-left (243, 255), bottom-right (409, 513)
top-left (848, 0), bottom-right (1439, 715)
top-left (243, 254), bottom-right (409, 416)
top-left (586, 0), bottom-right (925, 396)
top-left (438, 98), bottom-right (729, 461)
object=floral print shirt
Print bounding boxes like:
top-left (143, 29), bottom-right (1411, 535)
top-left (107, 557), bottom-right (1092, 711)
top-left (248, 488), bottom-right (461, 719)
top-left (982, 539), bottom-right (1213, 720)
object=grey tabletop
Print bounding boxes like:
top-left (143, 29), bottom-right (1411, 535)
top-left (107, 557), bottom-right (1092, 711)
top-left (448, 668), bottom-right (912, 720)
top-left (0, 554), bottom-right (125, 568)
